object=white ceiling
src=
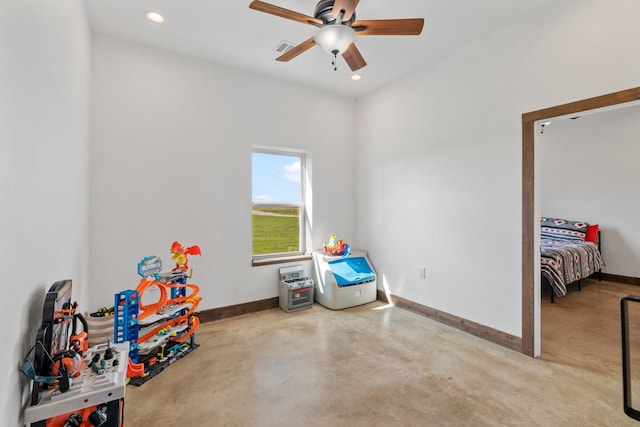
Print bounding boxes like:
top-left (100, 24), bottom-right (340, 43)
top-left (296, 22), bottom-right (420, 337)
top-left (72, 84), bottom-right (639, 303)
top-left (85, 0), bottom-right (555, 99)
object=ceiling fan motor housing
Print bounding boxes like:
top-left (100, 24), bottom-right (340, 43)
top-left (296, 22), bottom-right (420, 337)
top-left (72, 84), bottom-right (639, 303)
top-left (314, 0), bottom-right (356, 25)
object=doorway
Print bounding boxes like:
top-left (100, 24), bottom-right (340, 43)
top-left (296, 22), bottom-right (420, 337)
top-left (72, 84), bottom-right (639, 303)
top-left (521, 86), bottom-right (640, 357)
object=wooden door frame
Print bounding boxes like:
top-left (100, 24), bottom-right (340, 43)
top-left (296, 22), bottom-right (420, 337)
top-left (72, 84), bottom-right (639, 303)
top-left (521, 86), bottom-right (640, 356)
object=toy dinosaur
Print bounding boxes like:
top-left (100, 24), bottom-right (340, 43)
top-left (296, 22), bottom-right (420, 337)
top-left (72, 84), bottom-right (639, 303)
top-left (170, 241), bottom-right (201, 273)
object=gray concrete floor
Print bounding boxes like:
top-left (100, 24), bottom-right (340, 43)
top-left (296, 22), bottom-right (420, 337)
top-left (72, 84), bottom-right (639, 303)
top-left (124, 297), bottom-right (635, 426)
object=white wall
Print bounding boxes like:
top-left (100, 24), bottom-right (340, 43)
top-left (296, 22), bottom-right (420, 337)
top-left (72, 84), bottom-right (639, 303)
top-left (0, 0), bottom-right (91, 424)
top-left (355, 0), bottom-right (640, 337)
top-left (539, 105), bottom-right (640, 278)
top-left (90, 36), bottom-right (356, 311)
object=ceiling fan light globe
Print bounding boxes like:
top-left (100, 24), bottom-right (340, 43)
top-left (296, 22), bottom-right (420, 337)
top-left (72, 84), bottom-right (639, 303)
top-left (314, 25), bottom-right (355, 55)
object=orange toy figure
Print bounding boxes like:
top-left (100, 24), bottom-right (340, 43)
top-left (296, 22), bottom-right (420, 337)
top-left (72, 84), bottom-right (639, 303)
top-left (323, 234), bottom-right (348, 256)
top-left (170, 241), bottom-right (201, 273)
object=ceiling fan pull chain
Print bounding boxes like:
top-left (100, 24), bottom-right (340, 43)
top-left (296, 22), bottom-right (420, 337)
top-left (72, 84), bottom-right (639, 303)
top-left (332, 50), bottom-right (338, 71)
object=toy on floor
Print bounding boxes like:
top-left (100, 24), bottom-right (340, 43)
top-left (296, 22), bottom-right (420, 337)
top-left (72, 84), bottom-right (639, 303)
top-left (114, 241), bottom-right (202, 386)
top-left (313, 249), bottom-right (377, 310)
top-left (21, 280), bottom-right (127, 427)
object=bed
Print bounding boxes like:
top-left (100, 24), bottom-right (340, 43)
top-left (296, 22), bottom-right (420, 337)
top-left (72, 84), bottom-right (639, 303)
top-left (540, 217), bottom-right (604, 303)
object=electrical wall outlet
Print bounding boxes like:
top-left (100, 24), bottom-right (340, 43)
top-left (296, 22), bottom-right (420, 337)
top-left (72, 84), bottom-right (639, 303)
top-left (418, 267), bottom-right (426, 279)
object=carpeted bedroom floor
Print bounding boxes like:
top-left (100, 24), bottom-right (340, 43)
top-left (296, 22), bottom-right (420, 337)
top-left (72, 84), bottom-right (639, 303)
top-left (124, 279), bottom-right (639, 426)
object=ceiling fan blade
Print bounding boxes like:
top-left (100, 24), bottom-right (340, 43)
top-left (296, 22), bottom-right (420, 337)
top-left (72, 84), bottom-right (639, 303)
top-left (342, 43), bottom-right (366, 71)
top-left (332, 0), bottom-right (360, 21)
top-left (249, 1), bottom-right (323, 26)
top-left (276, 37), bottom-right (317, 62)
top-left (352, 18), bottom-right (425, 36)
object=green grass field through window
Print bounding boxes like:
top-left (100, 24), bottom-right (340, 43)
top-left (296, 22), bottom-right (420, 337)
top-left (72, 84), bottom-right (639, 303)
top-left (252, 207), bottom-right (300, 255)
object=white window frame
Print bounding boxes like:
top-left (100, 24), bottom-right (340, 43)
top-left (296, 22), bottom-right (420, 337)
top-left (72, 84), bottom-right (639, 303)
top-left (252, 145), bottom-right (311, 262)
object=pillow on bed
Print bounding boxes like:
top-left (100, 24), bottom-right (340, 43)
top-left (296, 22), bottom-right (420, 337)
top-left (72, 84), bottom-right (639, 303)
top-left (585, 224), bottom-right (599, 243)
top-left (540, 217), bottom-right (589, 241)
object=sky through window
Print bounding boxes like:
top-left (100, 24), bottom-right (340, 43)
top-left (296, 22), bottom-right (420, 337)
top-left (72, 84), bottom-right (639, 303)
top-left (252, 152), bottom-right (301, 204)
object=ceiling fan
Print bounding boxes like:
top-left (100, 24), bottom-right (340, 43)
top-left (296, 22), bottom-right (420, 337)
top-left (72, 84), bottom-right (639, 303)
top-left (249, 0), bottom-right (424, 71)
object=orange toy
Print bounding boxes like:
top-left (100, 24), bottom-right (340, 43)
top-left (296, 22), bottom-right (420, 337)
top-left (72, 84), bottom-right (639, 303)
top-left (170, 241), bottom-right (201, 273)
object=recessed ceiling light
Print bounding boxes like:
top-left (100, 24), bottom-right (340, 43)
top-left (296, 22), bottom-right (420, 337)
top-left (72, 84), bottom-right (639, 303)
top-left (351, 74), bottom-right (362, 81)
top-left (539, 121), bottom-right (551, 134)
top-left (146, 11), bottom-right (165, 24)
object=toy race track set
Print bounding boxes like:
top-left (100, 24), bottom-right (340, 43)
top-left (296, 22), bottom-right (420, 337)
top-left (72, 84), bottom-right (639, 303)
top-left (20, 241), bottom-right (202, 426)
top-left (115, 241), bottom-right (202, 386)
top-left (21, 280), bottom-right (128, 427)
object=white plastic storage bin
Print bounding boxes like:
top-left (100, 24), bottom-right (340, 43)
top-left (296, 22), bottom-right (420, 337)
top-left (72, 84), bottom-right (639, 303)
top-left (312, 249), bottom-right (377, 310)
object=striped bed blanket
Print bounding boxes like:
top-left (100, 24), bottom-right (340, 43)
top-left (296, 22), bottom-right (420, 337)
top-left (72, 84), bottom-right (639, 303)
top-left (540, 238), bottom-right (604, 297)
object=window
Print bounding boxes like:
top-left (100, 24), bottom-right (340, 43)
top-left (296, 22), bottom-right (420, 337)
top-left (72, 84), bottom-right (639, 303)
top-left (252, 147), bottom-right (308, 261)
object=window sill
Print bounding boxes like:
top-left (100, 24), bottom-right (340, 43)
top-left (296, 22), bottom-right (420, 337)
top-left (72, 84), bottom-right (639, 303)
top-left (251, 253), bottom-right (312, 267)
